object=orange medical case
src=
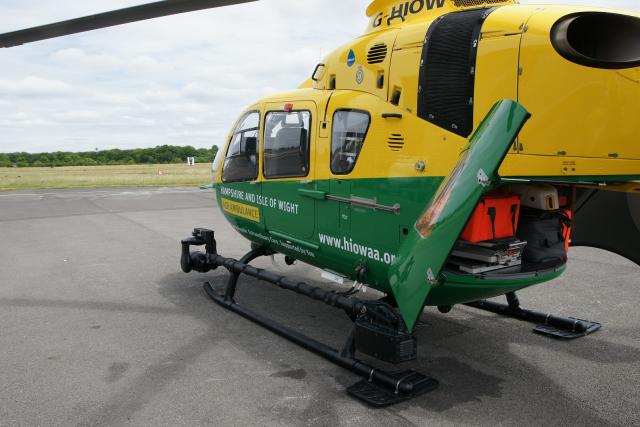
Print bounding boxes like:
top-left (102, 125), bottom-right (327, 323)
top-left (461, 194), bottom-right (521, 243)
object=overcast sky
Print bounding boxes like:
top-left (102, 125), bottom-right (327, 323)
top-left (1, 0), bottom-right (638, 153)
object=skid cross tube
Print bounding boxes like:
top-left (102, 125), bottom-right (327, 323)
top-left (180, 228), bottom-right (438, 406)
top-left (223, 246), bottom-right (270, 302)
top-left (214, 253), bottom-right (370, 317)
top-left (465, 292), bottom-right (601, 339)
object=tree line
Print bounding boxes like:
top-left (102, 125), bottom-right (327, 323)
top-left (0, 145), bottom-right (219, 168)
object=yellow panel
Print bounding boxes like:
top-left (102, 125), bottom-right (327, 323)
top-left (473, 34), bottom-right (521, 131)
top-left (387, 45), bottom-right (421, 114)
top-left (393, 22), bottom-right (430, 50)
top-left (314, 31), bottom-right (398, 102)
top-left (518, 7), bottom-right (640, 161)
top-left (480, 4), bottom-right (540, 34)
top-left (316, 90), bottom-right (466, 181)
top-left (473, 5), bottom-right (536, 130)
top-left (500, 153), bottom-right (640, 178)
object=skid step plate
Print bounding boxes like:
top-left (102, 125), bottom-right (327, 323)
top-left (534, 318), bottom-right (602, 340)
top-left (347, 370), bottom-right (438, 407)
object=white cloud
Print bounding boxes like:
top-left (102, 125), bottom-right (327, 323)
top-left (0, 76), bottom-right (73, 97)
top-left (50, 48), bottom-right (121, 68)
top-left (0, 112), bottom-right (54, 126)
top-left (53, 110), bottom-right (102, 122)
top-left (0, 0), bottom-right (638, 153)
top-left (131, 55), bottom-right (164, 72)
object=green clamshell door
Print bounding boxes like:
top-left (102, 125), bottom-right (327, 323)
top-left (388, 100), bottom-right (531, 330)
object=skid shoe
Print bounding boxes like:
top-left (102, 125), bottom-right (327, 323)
top-left (465, 292), bottom-right (601, 339)
top-left (181, 228), bottom-right (438, 407)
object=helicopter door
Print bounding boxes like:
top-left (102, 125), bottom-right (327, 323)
top-left (261, 102), bottom-right (316, 240)
top-left (389, 100), bottom-right (531, 330)
top-left (322, 109), bottom-right (373, 234)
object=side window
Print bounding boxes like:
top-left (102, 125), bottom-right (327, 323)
top-left (330, 110), bottom-right (370, 175)
top-left (222, 111), bottom-right (260, 182)
top-left (263, 110), bottom-right (311, 179)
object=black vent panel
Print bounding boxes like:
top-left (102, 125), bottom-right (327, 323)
top-left (418, 8), bottom-right (494, 137)
top-left (387, 134), bottom-right (405, 152)
top-left (453, 0), bottom-right (509, 6)
top-left (367, 43), bottom-right (388, 64)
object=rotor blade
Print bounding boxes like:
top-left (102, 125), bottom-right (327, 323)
top-left (0, 0), bottom-right (258, 48)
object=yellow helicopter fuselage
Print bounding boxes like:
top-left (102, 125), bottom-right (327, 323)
top-left (212, 0), bottom-right (640, 328)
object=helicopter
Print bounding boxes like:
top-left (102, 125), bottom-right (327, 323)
top-left (2, 0), bottom-right (639, 408)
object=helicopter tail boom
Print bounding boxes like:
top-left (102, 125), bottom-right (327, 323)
top-left (571, 188), bottom-right (640, 266)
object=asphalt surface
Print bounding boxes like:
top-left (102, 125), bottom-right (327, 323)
top-left (0, 187), bottom-right (638, 427)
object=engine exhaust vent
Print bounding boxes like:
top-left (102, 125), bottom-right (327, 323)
top-left (551, 12), bottom-right (640, 69)
top-left (367, 43), bottom-right (388, 64)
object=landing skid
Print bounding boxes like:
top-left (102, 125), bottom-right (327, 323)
top-left (465, 292), bottom-right (601, 339)
top-left (181, 228), bottom-right (438, 407)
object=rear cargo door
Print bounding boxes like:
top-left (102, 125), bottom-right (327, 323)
top-left (388, 100), bottom-right (531, 330)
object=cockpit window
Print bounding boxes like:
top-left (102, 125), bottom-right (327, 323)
top-left (263, 110), bottom-right (311, 179)
top-left (330, 110), bottom-right (370, 175)
top-left (222, 111), bottom-right (260, 183)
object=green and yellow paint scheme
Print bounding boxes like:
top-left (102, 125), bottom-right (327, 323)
top-left (213, 0), bottom-right (640, 330)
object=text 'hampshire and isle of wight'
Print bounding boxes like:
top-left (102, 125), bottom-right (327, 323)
top-left (220, 187), bottom-right (300, 216)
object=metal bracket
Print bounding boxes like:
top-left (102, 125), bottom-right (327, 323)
top-left (477, 168), bottom-right (490, 187)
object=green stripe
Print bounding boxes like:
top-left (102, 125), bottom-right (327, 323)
top-left (502, 175), bottom-right (640, 183)
top-left (216, 176), bottom-right (564, 314)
